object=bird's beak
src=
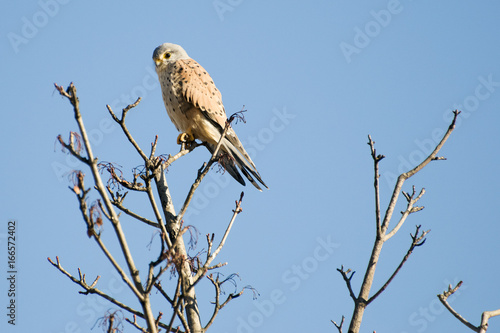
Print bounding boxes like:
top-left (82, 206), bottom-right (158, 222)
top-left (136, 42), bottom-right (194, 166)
top-left (153, 58), bottom-right (161, 67)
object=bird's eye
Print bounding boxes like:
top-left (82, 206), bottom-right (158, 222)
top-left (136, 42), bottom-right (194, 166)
top-left (164, 53), bottom-right (171, 59)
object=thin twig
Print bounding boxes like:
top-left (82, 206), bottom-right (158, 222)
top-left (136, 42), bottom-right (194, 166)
top-left (48, 257), bottom-right (144, 319)
top-left (125, 315), bottom-right (148, 332)
top-left (109, 194), bottom-right (159, 228)
top-left (166, 279), bottom-right (185, 333)
top-left (384, 187), bottom-right (425, 241)
top-left (331, 315), bottom-right (345, 333)
top-left (164, 142), bottom-right (201, 168)
top-left (106, 311), bottom-right (116, 333)
top-left (380, 110), bottom-right (461, 234)
top-left (92, 229), bottom-right (143, 300)
top-left (367, 225), bottom-right (429, 305)
top-left (368, 135), bottom-right (385, 236)
top-left (57, 134), bottom-right (89, 164)
top-left (99, 162), bottom-right (147, 192)
top-left (438, 283), bottom-right (500, 332)
top-left (337, 266), bottom-right (357, 302)
top-left (204, 274), bottom-right (223, 330)
top-left (438, 281), bottom-right (479, 331)
top-left (204, 274), bottom-right (246, 331)
top-left (146, 255), bottom-right (175, 295)
top-left (153, 280), bottom-right (187, 333)
top-left (107, 102), bottom-right (149, 163)
top-left (193, 192), bottom-right (244, 285)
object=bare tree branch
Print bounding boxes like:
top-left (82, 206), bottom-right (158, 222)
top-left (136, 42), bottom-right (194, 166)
top-left (47, 257), bottom-right (144, 319)
top-left (367, 225), bottom-right (429, 305)
top-left (438, 282), bottom-right (478, 331)
top-left (108, 189), bottom-right (159, 228)
top-left (367, 135), bottom-right (385, 236)
top-left (48, 256), bottom-right (186, 333)
top-left (66, 170), bottom-right (143, 299)
top-left (155, 279), bottom-right (185, 333)
top-left (164, 144), bottom-right (200, 168)
top-left (332, 315), bottom-right (345, 333)
top-left (384, 187), bottom-right (425, 241)
top-left (380, 110), bottom-right (460, 235)
top-left (106, 101), bottom-right (149, 163)
top-left (126, 314), bottom-right (148, 332)
top-left (148, 159), bottom-right (202, 331)
top-left (337, 266), bottom-right (357, 303)
top-left (480, 310), bottom-right (500, 333)
top-left (106, 311), bottom-right (115, 333)
top-left (438, 282), bottom-right (500, 332)
top-left (54, 82), bottom-right (250, 333)
top-left (343, 110), bottom-right (461, 333)
top-left (106, 102), bottom-right (173, 248)
top-left (204, 273), bottom-right (246, 331)
top-left (99, 162), bottom-right (148, 192)
top-left (57, 133), bottom-right (89, 164)
top-left (144, 172), bottom-right (172, 248)
top-left (193, 192), bottom-right (244, 285)
top-left (55, 83), bottom-right (158, 332)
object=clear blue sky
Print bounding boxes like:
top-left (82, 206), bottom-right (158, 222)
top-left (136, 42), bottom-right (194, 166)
top-left (1, 1), bottom-right (499, 332)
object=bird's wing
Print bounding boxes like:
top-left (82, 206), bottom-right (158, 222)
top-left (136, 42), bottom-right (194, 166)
top-left (177, 58), bottom-right (227, 129)
top-left (176, 59), bottom-right (268, 190)
top-left (177, 59), bottom-right (259, 168)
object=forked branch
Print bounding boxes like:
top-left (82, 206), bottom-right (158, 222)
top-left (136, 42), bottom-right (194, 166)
top-left (54, 82), bottom-right (160, 332)
top-left (384, 186), bottom-right (425, 241)
top-left (337, 265), bottom-right (357, 302)
top-left (438, 282), bottom-right (500, 332)
top-left (204, 273), bottom-right (249, 331)
top-left (380, 110), bottom-right (461, 234)
top-left (340, 110), bottom-right (460, 333)
top-left (54, 82), bottom-right (249, 333)
top-left (47, 256), bottom-right (144, 319)
top-left (106, 100), bottom-right (150, 163)
top-left (193, 192), bottom-right (245, 284)
top-left (332, 315), bottom-right (345, 333)
top-left (367, 135), bottom-right (385, 235)
top-left (367, 225), bottom-right (429, 305)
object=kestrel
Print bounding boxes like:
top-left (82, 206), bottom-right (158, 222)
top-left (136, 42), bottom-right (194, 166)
top-left (152, 43), bottom-right (268, 191)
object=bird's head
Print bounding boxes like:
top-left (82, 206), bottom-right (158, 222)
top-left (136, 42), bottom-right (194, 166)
top-left (153, 43), bottom-right (189, 69)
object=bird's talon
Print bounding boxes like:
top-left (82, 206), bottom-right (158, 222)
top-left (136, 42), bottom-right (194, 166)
top-left (177, 132), bottom-right (194, 145)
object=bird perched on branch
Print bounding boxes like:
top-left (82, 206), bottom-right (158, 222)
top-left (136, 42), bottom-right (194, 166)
top-left (152, 43), bottom-right (268, 191)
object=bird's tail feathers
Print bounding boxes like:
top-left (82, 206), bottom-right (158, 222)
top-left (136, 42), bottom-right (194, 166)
top-left (221, 138), bottom-right (268, 191)
top-left (206, 143), bottom-right (246, 187)
top-left (206, 139), bottom-right (268, 191)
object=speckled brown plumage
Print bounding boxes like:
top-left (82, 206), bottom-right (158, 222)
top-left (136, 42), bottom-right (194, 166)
top-left (153, 43), bottom-right (268, 191)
